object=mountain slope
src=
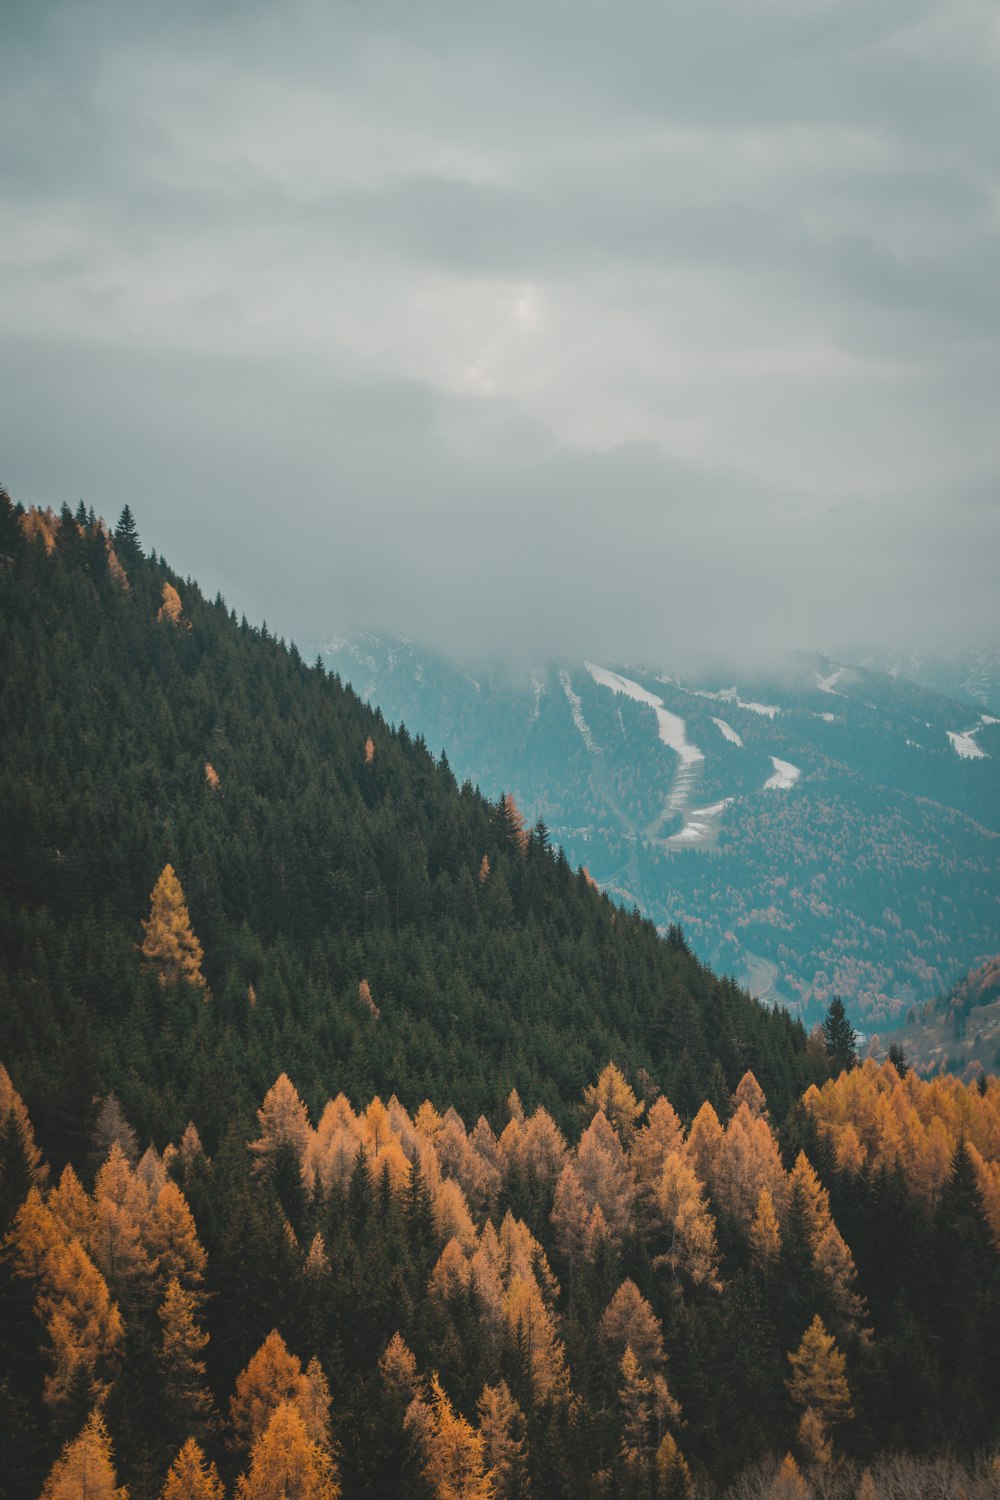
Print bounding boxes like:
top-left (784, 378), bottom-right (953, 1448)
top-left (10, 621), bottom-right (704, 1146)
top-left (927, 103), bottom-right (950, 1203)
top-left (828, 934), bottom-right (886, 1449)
top-left (323, 634), bottom-right (1000, 1031)
top-left (0, 497), bottom-right (820, 1160)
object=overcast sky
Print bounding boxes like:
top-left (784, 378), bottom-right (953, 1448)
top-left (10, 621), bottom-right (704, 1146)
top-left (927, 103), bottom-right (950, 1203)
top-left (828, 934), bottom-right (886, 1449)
top-left (2, 0), bottom-right (998, 665)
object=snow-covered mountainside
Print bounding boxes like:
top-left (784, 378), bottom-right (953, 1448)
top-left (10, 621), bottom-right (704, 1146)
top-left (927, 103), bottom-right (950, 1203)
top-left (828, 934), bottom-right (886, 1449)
top-left (322, 635), bottom-right (1000, 1031)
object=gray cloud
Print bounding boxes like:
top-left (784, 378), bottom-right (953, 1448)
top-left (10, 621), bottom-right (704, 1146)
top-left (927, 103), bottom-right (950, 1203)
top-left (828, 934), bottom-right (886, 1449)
top-left (1, 0), bottom-right (998, 667)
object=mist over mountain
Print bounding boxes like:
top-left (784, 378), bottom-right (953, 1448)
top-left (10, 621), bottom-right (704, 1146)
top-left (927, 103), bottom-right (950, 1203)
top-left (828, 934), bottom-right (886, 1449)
top-left (323, 631), bottom-right (1000, 1034)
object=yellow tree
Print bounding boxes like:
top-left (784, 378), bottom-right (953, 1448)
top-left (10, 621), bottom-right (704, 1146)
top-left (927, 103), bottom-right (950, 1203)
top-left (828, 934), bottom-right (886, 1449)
top-left (503, 1273), bottom-right (570, 1406)
top-left (9, 1191), bottom-right (124, 1411)
top-left (147, 1181), bottom-right (208, 1292)
top-left (768, 1454), bottom-right (810, 1499)
top-left (655, 1151), bottom-right (722, 1292)
top-left (730, 1070), bottom-right (769, 1120)
top-left (247, 1075), bottom-right (312, 1181)
top-left (618, 1346), bottom-right (655, 1483)
top-left (630, 1096), bottom-right (685, 1209)
top-left (407, 1374), bottom-right (493, 1500)
top-left (476, 1381), bottom-right (527, 1500)
top-left (749, 1188), bottom-right (782, 1273)
top-left (786, 1315), bottom-right (853, 1458)
top-left (235, 1399), bottom-right (340, 1500)
top-left (583, 1064), bottom-right (645, 1145)
top-left (141, 865), bottom-right (206, 990)
top-left (160, 1439), bottom-right (225, 1500)
top-left (40, 1410), bottom-right (127, 1500)
top-left (230, 1328), bottom-right (310, 1449)
top-left (685, 1102), bottom-right (724, 1183)
top-left (379, 1331), bottom-right (422, 1410)
top-left (0, 1061), bottom-right (47, 1192)
top-left (599, 1280), bottom-right (666, 1372)
top-left (654, 1433), bottom-right (692, 1499)
top-left (158, 1278), bottom-right (215, 1438)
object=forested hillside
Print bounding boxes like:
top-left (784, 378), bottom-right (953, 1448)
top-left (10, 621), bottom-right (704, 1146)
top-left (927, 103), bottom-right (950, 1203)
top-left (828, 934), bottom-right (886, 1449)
top-left (0, 496), bottom-right (816, 1162)
top-left (1, 498), bottom-right (999, 1500)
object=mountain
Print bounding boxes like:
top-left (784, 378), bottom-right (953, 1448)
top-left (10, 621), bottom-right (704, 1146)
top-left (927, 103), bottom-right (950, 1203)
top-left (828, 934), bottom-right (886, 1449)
top-left (888, 954), bottom-right (1000, 1079)
top-left (322, 633), bottom-right (1000, 1033)
top-left (845, 643), bottom-right (1000, 715)
top-left (2, 498), bottom-right (999, 1500)
top-left (0, 498), bottom-right (819, 1158)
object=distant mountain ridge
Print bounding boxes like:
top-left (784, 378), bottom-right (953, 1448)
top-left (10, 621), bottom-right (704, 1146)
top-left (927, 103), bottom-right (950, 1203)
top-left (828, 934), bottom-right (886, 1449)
top-left (323, 633), bottom-right (1000, 1033)
top-left (889, 954), bottom-right (1000, 1079)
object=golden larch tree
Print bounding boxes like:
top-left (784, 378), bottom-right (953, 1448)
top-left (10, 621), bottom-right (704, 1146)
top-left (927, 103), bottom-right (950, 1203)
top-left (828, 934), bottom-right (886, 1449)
top-left (599, 1280), bottom-right (666, 1372)
top-left (730, 1070), bottom-right (769, 1119)
top-left (10, 1190), bottom-right (124, 1412)
top-left (40, 1409), bottom-right (127, 1500)
top-left (406, 1374), bottom-right (493, 1500)
top-left (655, 1151), bottom-right (722, 1292)
top-left (235, 1400), bottom-right (340, 1500)
top-left (654, 1433), bottom-right (693, 1499)
top-left (786, 1314), bottom-right (853, 1454)
top-left (158, 1277), bottom-right (215, 1436)
top-left (618, 1346), bottom-right (655, 1482)
top-left (147, 1181), bottom-right (208, 1292)
top-left (230, 1328), bottom-right (310, 1449)
top-left (300, 1356), bottom-right (335, 1452)
top-left (157, 582), bottom-right (189, 627)
top-left (796, 1407), bottom-right (832, 1468)
top-left (358, 978), bottom-right (379, 1020)
top-left (583, 1063), bottom-right (645, 1145)
top-left (630, 1096), bottom-right (685, 1206)
top-left (503, 1273), bottom-right (570, 1406)
top-left (379, 1331), bottom-right (422, 1412)
top-left (768, 1453), bottom-right (810, 1500)
top-left (247, 1075), bottom-right (311, 1180)
top-left (685, 1101), bottom-right (724, 1183)
top-left (48, 1164), bottom-right (96, 1245)
top-left (160, 1439), bottom-right (225, 1500)
top-left (141, 865), bottom-right (206, 990)
top-left (0, 1061), bottom-right (47, 1189)
top-left (476, 1381), bottom-right (527, 1500)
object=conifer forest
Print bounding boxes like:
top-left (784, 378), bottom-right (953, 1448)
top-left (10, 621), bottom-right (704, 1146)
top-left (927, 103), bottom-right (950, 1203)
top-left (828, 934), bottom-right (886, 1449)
top-left (2, 499), bottom-right (999, 1500)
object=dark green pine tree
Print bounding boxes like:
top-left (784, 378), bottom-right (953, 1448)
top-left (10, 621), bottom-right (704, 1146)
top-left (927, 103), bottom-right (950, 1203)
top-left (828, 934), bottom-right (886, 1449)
top-left (114, 503), bottom-right (141, 561)
top-left (821, 996), bottom-right (857, 1072)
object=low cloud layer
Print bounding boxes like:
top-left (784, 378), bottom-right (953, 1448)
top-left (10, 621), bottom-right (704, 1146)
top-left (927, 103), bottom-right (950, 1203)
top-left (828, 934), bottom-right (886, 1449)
top-left (2, 0), bottom-right (998, 665)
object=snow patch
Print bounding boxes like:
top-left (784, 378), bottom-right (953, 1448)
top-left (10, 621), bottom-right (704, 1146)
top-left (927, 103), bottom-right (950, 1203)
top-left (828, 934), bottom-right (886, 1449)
top-left (712, 717), bottom-right (744, 747)
top-left (667, 798), bottom-right (735, 847)
top-left (529, 672), bottom-right (545, 724)
top-left (815, 666), bottom-right (845, 695)
top-left (764, 757), bottom-right (801, 790)
top-left (560, 670), bottom-right (597, 753)
top-left (948, 729), bottom-right (987, 760)
top-left (693, 686), bottom-right (780, 718)
top-left (586, 663), bottom-right (704, 765)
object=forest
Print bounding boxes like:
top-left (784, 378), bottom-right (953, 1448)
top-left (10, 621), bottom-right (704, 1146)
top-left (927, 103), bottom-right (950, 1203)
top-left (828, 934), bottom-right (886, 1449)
top-left (1, 498), bottom-right (999, 1499)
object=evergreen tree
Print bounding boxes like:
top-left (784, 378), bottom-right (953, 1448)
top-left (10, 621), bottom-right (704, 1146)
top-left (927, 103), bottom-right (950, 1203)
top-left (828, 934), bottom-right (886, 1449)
top-left (820, 998), bottom-right (856, 1072)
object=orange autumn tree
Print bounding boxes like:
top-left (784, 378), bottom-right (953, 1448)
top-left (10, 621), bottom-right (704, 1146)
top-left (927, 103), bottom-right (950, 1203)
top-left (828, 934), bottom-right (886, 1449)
top-left (40, 1410), bottom-right (127, 1500)
top-left (160, 1439), bottom-right (225, 1500)
top-left (406, 1373), bottom-right (493, 1500)
top-left (236, 1400), bottom-right (340, 1500)
top-left (141, 865), bottom-right (206, 990)
top-left (786, 1314), bottom-right (853, 1460)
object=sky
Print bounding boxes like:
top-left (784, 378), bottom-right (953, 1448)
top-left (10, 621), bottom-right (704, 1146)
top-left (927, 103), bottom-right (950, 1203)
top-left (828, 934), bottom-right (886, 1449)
top-left (2, 0), bottom-right (999, 666)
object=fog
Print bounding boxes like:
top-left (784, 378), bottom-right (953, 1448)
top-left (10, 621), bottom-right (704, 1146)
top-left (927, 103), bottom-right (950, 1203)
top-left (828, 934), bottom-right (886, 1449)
top-left (2, 0), bottom-right (998, 667)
